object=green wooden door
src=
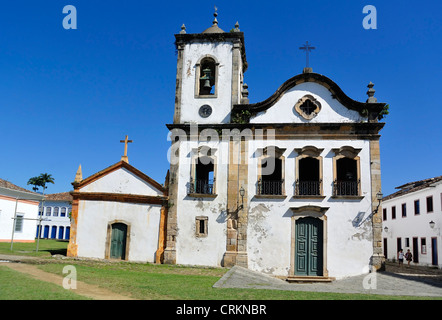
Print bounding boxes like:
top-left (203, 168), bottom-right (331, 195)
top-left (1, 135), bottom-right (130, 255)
top-left (110, 223), bottom-right (127, 260)
top-left (295, 217), bottom-right (323, 276)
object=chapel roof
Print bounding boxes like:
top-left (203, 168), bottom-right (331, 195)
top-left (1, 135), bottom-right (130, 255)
top-left (72, 160), bottom-right (166, 194)
top-left (383, 175), bottom-right (442, 201)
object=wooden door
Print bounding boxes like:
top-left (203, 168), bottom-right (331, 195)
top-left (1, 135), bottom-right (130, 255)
top-left (412, 237), bottom-right (419, 263)
top-left (295, 217), bottom-right (323, 276)
top-left (110, 223), bottom-right (127, 260)
top-left (432, 238), bottom-right (438, 266)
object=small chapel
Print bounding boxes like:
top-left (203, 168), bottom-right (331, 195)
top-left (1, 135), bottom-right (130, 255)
top-left (67, 136), bottom-right (169, 263)
top-left (68, 10), bottom-right (388, 281)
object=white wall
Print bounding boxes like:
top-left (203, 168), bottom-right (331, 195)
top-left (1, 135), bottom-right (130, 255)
top-left (251, 82), bottom-right (365, 124)
top-left (0, 196), bottom-right (39, 242)
top-left (81, 168), bottom-right (162, 196)
top-left (76, 200), bottom-right (162, 262)
top-left (382, 182), bottom-right (442, 267)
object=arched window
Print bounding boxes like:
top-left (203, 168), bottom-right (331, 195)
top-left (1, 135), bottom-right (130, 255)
top-left (332, 146), bottom-right (362, 197)
top-left (195, 55), bottom-right (219, 97)
top-left (257, 146), bottom-right (286, 196)
top-left (295, 146), bottom-right (324, 197)
top-left (189, 146), bottom-right (217, 196)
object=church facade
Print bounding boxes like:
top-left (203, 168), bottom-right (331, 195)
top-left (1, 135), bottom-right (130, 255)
top-left (68, 13), bottom-right (388, 281)
top-left (163, 14), bottom-right (387, 280)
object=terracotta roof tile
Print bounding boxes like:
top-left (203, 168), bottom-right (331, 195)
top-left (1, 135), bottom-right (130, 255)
top-left (45, 192), bottom-right (73, 201)
top-left (383, 175), bottom-right (442, 201)
top-left (0, 178), bottom-right (39, 194)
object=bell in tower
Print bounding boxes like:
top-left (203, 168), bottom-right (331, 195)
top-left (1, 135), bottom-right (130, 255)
top-left (199, 64), bottom-right (215, 95)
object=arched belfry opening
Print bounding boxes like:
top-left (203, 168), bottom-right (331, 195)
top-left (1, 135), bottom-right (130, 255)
top-left (199, 58), bottom-right (216, 95)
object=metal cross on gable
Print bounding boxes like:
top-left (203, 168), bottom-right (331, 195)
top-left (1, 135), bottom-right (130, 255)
top-left (299, 41), bottom-right (316, 68)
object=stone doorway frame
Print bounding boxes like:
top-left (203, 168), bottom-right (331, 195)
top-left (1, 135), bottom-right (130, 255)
top-left (289, 206), bottom-right (329, 278)
top-left (105, 220), bottom-right (131, 261)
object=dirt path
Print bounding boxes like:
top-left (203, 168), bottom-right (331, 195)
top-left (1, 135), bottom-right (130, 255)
top-left (0, 262), bottom-right (136, 300)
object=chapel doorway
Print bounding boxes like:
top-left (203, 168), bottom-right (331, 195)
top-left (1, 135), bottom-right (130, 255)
top-left (295, 217), bottom-right (323, 276)
top-left (110, 223), bottom-right (127, 260)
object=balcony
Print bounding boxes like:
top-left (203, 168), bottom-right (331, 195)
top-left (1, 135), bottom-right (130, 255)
top-left (188, 178), bottom-right (216, 197)
top-left (257, 179), bottom-right (284, 197)
top-left (333, 179), bottom-right (362, 198)
top-left (294, 180), bottom-right (323, 198)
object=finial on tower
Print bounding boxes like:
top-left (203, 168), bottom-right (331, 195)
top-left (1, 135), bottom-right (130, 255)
top-left (234, 21), bottom-right (240, 32)
top-left (180, 24), bottom-right (186, 34)
top-left (213, 6), bottom-right (218, 25)
top-left (366, 82), bottom-right (377, 103)
top-left (202, 6), bottom-right (224, 33)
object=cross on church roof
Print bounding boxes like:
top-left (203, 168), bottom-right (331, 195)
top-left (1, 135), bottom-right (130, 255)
top-left (120, 135), bottom-right (133, 163)
top-left (299, 41), bottom-right (315, 69)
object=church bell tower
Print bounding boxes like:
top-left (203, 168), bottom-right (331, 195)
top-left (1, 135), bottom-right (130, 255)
top-left (173, 9), bottom-right (247, 124)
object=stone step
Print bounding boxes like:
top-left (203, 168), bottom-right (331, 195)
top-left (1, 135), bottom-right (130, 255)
top-left (286, 276), bottom-right (334, 283)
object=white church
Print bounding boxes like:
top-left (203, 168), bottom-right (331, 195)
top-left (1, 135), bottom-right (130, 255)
top-left (68, 11), bottom-right (388, 281)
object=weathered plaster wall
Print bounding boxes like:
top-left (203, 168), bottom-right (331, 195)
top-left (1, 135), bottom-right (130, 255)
top-left (179, 42), bottom-right (233, 124)
top-left (174, 140), bottom-right (228, 266)
top-left (251, 82), bottom-right (366, 124)
top-left (246, 139), bottom-right (374, 279)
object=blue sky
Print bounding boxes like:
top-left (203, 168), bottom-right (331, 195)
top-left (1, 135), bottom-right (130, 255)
top-left (0, 0), bottom-right (441, 196)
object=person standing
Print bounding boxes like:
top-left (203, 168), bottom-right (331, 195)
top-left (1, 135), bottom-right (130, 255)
top-left (398, 249), bottom-right (404, 268)
top-left (405, 249), bottom-right (413, 267)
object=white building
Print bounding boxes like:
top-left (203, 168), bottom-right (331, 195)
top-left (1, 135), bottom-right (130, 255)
top-left (382, 176), bottom-right (442, 268)
top-left (37, 192), bottom-right (72, 240)
top-left (0, 178), bottom-right (44, 243)
top-left (164, 13), bottom-right (388, 280)
top-left (67, 160), bottom-right (168, 263)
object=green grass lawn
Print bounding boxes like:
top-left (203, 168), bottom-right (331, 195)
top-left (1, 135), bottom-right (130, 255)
top-left (1, 240), bottom-right (441, 300)
top-left (37, 261), bottom-right (439, 300)
top-left (0, 239), bottom-right (68, 258)
top-left (0, 266), bottom-right (89, 300)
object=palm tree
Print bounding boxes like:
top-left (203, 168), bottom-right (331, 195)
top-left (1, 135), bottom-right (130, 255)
top-left (38, 173), bottom-right (55, 194)
top-left (27, 176), bottom-right (42, 192)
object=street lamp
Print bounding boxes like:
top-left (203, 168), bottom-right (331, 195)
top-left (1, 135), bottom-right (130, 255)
top-left (384, 226), bottom-right (388, 233)
top-left (429, 220), bottom-right (436, 229)
top-left (238, 186), bottom-right (245, 211)
top-left (376, 191), bottom-right (383, 201)
top-left (373, 191), bottom-right (383, 213)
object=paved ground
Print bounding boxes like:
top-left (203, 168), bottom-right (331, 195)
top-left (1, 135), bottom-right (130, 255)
top-left (213, 263), bottom-right (442, 297)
